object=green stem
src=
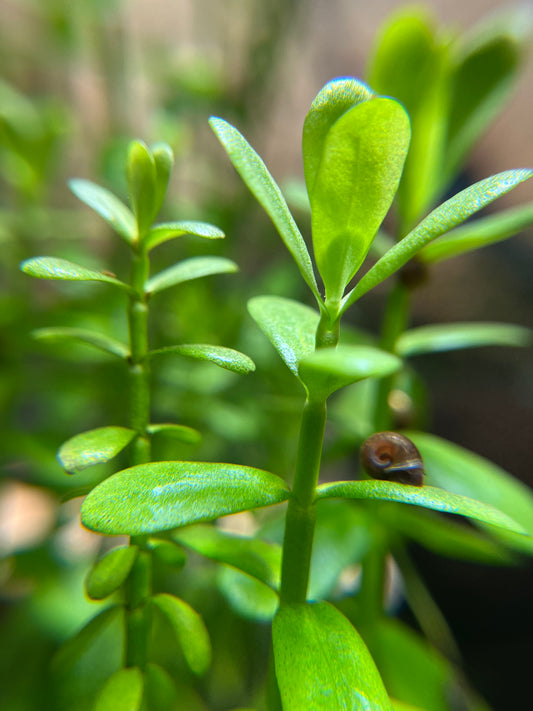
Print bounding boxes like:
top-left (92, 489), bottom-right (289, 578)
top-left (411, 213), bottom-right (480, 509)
top-left (358, 521), bottom-right (387, 627)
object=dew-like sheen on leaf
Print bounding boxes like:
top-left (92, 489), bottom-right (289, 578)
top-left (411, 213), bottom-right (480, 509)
top-left (58, 426), bottom-right (136, 473)
top-left (81, 461), bottom-right (290, 535)
top-left (20, 256), bottom-right (132, 291)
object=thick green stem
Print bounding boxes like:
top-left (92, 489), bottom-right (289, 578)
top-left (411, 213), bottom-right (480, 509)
top-left (125, 548), bottom-right (152, 669)
top-left (358, 521), bottom-right (387, 627)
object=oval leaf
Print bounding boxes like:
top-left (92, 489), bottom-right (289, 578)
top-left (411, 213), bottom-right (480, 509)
top-left (58, 426), bottom-right (136, 473)
top-left (144, 220), bottom-right (225, 252)
top-left (396, 322), bottom-right (531, 357)
top-left (144, 663), bottom-right (179, 711)
top-left (81, 461), bottom-right (290, 535)
top-left (94, 667), bottom-right (143, 711)
top-left (310, 94), bottom-right (411, 302)
top-left (342, 169), bottom-right (533, 311)
top-left (316, 480), bottom-right (526, 535)
top-left (20, 256), bottom-right (132, 292)
top-left (151, 344), bottom-right (255, 374)
top-left (273, 602), bottom-right (392, 711)
top-left (247, 295), bottom-right (319, 377)
top-left (85, 545), bottom-right (139, 600)
top-left (298, 345), bottom-right (402, 400)
top-left (209, 117), bottom-right (320, 299)
top-left (32, 327), bottom-right (130, 360)
top-left (145, 256), bottom-right (238, 294)
top-left (152, 593), bottom-right (211, 675)
top-left (127, 139), bottom-right (157, 236)
top-left (217, 565), bottom-right (278, 622)
top-left (69, 178), bottom-right (136, 243)
top-left (147, 423), bottom-right (202, 445)
top-left (151, 142), bottom-right (174, 216)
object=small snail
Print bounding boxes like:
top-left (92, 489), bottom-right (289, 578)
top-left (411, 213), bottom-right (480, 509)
top-left (360, 432), bottom-right (425, 487)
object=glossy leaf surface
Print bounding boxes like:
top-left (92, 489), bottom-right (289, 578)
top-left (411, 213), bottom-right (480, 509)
top-left (127, 139), bottom-right (157, 235)
top-left (69, 178), bottom-right (135, 243)
top-left (151, 344), bottom-right (255, 374)
top-left (342, 169), bottom-right (533, 310)
top-left (85, 545), bottom-right (139, 600)
top-left (273, 602), bottom-right (392, 710)
top-left (407, 432), bottom-right (533, 549)
top-left (209, 117), bottom-right (320, 298)
top-left (144, 220), bottom-right (224, 252)
top-left (396, 322), bottom-right (531, 357)
top-left (20, 256), bottom-right (132, 291)
top-left (32, 327), bottom-right (130, 359)
top-left (58, 426), bottom-right (136, 473)
top-left (299, 345), bottom-right (402, 400)
top-left (94, 666), bottom-right (143, 711)
top-left (316, 480), bottom-right (525, 534)
top-left (81, 461), bottom-right (290, 535)
top-left (147, 423), bottom-right (202, 445)
top-left (152, 593), bottom-right (211, 675)
top-left (247, 295), bottom-right (319, 377)
top-left (309, 92), bottom-right (410, 301)
top-left (145, 256), bottom-right (237, 294)
top-left (420, 201), bottom-right (533, 263)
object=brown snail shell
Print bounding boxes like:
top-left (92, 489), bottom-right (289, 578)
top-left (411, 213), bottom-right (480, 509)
top-left (360, 432), bottom-right (425, 487)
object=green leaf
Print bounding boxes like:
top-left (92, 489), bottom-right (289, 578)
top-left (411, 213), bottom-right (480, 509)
top-left (217, 565), bottom-right (278, 622)
top-left (127, 139), bottom-right (157, 236)
top-left (342, 169), bottom-right (533, 311)
top-left (308, 90), bottom-right (410, 301)
top-left (273, 602), bottom-right (392, 711)
top-left (316, 480), bottom-right (526, 535)
top-left (20, 256), bottom-right (132, 291)
top-left (366, 10), bottom-right (448, 229)
top-left (147, 539), bottom-right (187, 567)
top-left (32, 327), bottom-right (130, 359)
top-left (51, 606), bottom-right (123, 674)
top-left (406, 431), bottom-right (533, 550)
top-left (152, 593), bottom-right (211, 675)
top-left (69, 178), bottom-right (136, 244)
top-left (396, 322), bottom-right (531, 357)
top-left (143, 220), bottom-right (225, 252)
top-left (144, 663), bottom-right (179, 711)
top-left (420, 201), bottom-right (533, 263)
top-left (145, 256), bottom-right (238, 294)
top-left (247, 295), bottom-right (319, 377)
top-left (173, 525), bottom-right (281, 589)
top-left (81, 461), bottom-right (290, 535)
top-left (94, 667), bottom-right (143, 711)
top-left (57, 426), bottom-right (136, 473)
top-left (209, 117), bottom-right (320, 299)
top-left (151, 344), bottom-right (255, 374)
top-left (147, 423), bottom-right (202, 445)
top-left (85, 545), bottom-right (139, 600)
top-left (151, 142), bottom-right (174, 216)
top-left (298, 345), bottom-right (402, 400)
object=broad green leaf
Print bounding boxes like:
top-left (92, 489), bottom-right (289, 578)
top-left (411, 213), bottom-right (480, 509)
top-left (420, 201), bottom-right (533, 263)
top-left (298, 345), bottom-right (402, 400)
top-left (69, 178), bottom-right (135, 243)
top-left (316, 480), bottom-right (525, 535)
top-left (217, 565), bottom-right (278, 622)
top-left (145, 256), bottom-right (237, 294)
top-left (94, 667), bottom-right (143, 711)
top-left (310, 96), bottom-right (410, 302)
top-left (32, 327), bottom-right (130, 359)
top-left (81, 461), bottom-right (290, 535)
top-left (85, 545), bottom-right (138, 600)
top-left (247, 295), bottom-right (319, 377)
top-left (151, 142), bottom-right (174, 216)
top-left (273, 602), bottom-right (392, 711)
top-left (302, 77), bottom-right (374, 197)
top-left (51, 606), bottom-right (123, 674)
top-left (147, 422), bottom-right (202, 444)
top-left (209, 117), bottom-right (320, 299)
top-left (144, 663), bottom-right (179, 711)
top-left (20, 256), bottom-right (132, 291)
top-left (143, 220), bottom-right (225, 252)
top-left (152, 593), bottom-right (211, 675)
top-left (57, 426), bottom-right (136, 473)
top-left (151, 344), bottom-right (255, 374)
top-left (342, 169), bottom-right (533, 312)
top-left (443, 9), bottom-right (527, 184)
top-left (396, 322), bottom-right (531, 357)
top-left (127, 139), bottom-right (157, 236)
top-left (367, 10), bottom-right (448, 229)
top-left (173, 525), bottom-right (281, 589)
top-left (406, 431), bottom-right (533, 550)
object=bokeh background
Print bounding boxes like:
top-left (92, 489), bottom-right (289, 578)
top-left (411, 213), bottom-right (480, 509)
top-left (1, 1), bottom-right (532, 709)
